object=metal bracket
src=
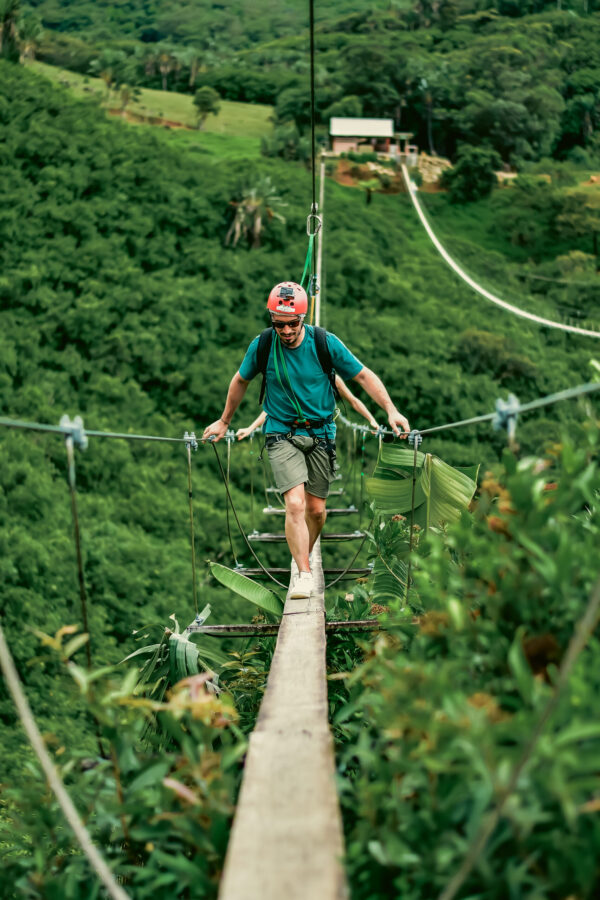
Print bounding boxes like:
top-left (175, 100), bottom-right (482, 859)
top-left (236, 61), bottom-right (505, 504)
top-left (493, 393), bottom-right (520, 441)
top-left (408, 429), bottom-right (422, 449)
top-left (59, 415), bottom-right (88, 450)
top-left (184, 430), bottom-right (198, 451)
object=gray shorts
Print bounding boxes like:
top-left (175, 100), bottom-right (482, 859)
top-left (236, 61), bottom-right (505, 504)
top-left (266, 434), bottom-right (336, 499)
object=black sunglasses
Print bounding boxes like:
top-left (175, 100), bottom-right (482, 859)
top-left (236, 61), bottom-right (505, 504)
top-left (271, 317), bottom-right (303, 330)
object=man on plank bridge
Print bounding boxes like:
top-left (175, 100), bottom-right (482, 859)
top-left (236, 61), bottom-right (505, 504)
top-left (202, 281), bottom-right (410, 598)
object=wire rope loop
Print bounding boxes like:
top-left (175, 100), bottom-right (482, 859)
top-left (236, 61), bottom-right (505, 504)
top-left (306, 212), bottom-right (322, 236)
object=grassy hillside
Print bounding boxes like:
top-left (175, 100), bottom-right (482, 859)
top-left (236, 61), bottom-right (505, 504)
top-left (1, 57), bottom-right (597, 784)
top-left (26, 59), bottom-right (273, 149)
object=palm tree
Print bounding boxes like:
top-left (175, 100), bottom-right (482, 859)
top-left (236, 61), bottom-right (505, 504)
top-left (225, 177), bottom-right (287, 250)
top-left (157, 45), bottom-right (175, 91)
top-left (0, 0), bottom-right (20, 61)
top-left (18, 14), bottom-right (43, 62)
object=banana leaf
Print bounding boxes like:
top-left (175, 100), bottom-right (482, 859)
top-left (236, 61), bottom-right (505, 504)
top-left (169, 633), bottom-right (229, 681)
top-left (367, 444), bottom-right (479, 530)
top-left (209, 562), bottom-right (283, 617)
top-left (371, 556), bottom-right (408, 604)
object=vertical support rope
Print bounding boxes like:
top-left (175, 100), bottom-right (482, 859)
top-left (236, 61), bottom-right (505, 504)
top-left (359, 432), bottom-right (366, 529)
top-left (185, 442), bottom-right (199, 617)
top-left (64, 435), bottom-right (92, 671)
top-left (249, 434), bottom-right (256, 534)
top-left (405, 438), bottom-right (419, 603)
top-left (225, 436), bottom-right (238, 566)
top-left (308, 0), bottom-right (317, 212)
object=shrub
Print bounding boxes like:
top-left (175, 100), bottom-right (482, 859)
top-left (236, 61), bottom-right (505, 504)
top-left (442, 145), bottom-right (502, 203)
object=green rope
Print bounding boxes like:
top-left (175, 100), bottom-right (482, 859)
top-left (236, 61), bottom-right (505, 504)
top-left (272, 333), bottom-right (306, 422)
top-left (300, 235), bottom-right (315, 289)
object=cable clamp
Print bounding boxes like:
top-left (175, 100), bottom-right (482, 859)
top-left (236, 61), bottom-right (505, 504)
top-left (309, 273), bottom-right (320, 295)
top-left (493, 393), bottom-right (520, 440)
top-left (306, 212), bottom-right (322, 236)
top-left (225, 430), bottom-right (236, 444)
top-left (184, 431), bottom-right (198, 451)
top-left (408, 429), bottom-right (422, 449)
top-left (60, 415), bottom-right (88, 450)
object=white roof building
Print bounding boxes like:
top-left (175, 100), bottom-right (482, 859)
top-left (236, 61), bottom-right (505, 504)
top-left (329, 117), bottom-right (395, 138)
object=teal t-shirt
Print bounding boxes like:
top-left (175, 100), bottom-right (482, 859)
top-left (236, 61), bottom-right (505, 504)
top-left (239, 326), bottom-right (363, 438)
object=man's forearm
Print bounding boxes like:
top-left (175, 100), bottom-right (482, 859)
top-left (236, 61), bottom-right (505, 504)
top-left (221, 373), bottom-right (249, 423)
top-left (353, 367), bottom-right (397, 415)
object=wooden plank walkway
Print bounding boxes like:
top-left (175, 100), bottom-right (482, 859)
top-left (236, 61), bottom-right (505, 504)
top-left (218, 537), bottom-right (348, 900)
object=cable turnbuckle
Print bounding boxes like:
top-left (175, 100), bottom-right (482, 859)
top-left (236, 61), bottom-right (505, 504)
top-left (408, 429), bottom-right (422, 449)
top-left (60, 415), bottom-right (88, 450)
top-left (184, 431), bottom-right (198, 451)
top-left (493, 394), bottom-right (520, 441)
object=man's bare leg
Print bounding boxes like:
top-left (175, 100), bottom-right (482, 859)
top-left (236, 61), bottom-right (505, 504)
top-left (284, 483), bottom-right (310, 573)
top-left (305, 492), bottom-right (327, 553)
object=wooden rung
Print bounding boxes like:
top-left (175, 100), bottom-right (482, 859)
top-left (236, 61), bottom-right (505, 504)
top-left (262, 506), bottom-right (358, 516)
top-left (248, 531), bottom-right (365, 543)
top-left (235, 567), bottom-right (292, 577)
top-left (187, 619), bottom-right (381, 637)
top-left (235, 567), bottom-right (371, 579)
top-left (265, 486), bottom-right (345, 495)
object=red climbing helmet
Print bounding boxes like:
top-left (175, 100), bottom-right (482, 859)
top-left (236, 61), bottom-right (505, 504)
top-left (267, 282), bottom-right (308, 316)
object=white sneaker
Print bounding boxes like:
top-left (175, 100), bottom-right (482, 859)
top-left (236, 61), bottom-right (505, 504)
top-left (290, 571), bottom-right (313, 599)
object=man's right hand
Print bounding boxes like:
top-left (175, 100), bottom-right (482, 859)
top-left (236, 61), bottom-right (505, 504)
top-left (202, 419), bottom-right (228, 443)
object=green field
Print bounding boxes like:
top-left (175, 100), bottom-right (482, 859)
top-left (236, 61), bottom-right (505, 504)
top-left (26, 60), bottom-right (273, 154)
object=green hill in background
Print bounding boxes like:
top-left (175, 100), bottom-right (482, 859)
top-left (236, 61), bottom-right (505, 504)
top-left (0, 58), bottom-right (597, 776)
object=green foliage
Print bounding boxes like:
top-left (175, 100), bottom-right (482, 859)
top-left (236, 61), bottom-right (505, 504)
top-left (0, 629), bottom-right (242, 898)
top-left (261, 121), bottom-right (310, 162)
top-left (193, 85), bottom-right (221, 129)
top-left (441, 144), bottom-right (502, 203)
top-left (1, 57), bottom-right (599, 897)
top-left (18, 0), bottom-right (600, 161)
top-left (208, 564), bottom-right (283, 617)
top-left (338, 424), bottom-right (600, 899)
top-left (366, 444), bottom-right (479, 529)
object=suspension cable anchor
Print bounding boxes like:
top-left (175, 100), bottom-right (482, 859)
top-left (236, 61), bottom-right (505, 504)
top-left (183, 431), bottom-right (198, 451)
top-left (59, 415), bottom-right (88, 450)
top-left (408, 429), bottom-right (422, 449)
top-left (493, 393), bottom-right (520, 441)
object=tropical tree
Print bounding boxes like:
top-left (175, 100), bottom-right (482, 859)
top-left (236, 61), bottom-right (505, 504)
top-left (17, 13), bottom-right (42, 62)
top-left (0, 0), bottom-right (20, 62)
top-left (193, 85), bottom-right (221, 129)
top-left (157, 43), bottom-right (176, 91)
top-left (225, 177), bottom-right (287, 249)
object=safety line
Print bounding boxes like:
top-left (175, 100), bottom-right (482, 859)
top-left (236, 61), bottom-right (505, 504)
top-left (337, 380), bottom-right (600, 441)
top-left (0, 623), bottom-right (130, 900)
top-left (400, 164), bottom-right (600, 340)
top-left (0, 417), bottom-right (188, 444)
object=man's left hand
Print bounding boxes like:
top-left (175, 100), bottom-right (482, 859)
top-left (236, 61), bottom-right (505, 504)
top-left (388, 409), bottom-right (410, 438)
